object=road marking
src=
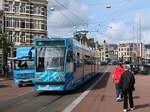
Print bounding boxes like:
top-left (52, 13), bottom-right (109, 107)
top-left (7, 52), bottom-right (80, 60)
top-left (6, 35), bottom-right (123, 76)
top-left (63, 67), bottom-right (110, 112)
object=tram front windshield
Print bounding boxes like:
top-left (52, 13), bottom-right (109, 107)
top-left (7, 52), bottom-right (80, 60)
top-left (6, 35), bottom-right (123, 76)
top-left (36, 48), bottom-right (65, 72)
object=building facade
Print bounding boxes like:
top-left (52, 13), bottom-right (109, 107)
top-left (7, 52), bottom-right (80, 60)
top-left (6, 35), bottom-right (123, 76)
top-left (108, 44), bottom-right (118, 61)
top-left (99, 40), bottom-right (109, 61)
top-left (2, 0), bottom-right (47, 46)
top-left (144, 44), bottom-right (150, 61)
top-left (117, 42), bottom-right (144, 62)
top-left (95, 41), bottom-right (101, 60)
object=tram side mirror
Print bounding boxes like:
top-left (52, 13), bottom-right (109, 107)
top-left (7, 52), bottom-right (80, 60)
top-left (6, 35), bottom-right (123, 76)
top-left (28, 47), bottom-right (34, 59)
top-left (28, 50), bottom-right (32, 59)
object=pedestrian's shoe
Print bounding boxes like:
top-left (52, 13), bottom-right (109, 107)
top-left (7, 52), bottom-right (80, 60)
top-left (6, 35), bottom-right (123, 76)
top-left (123, 109), bottom-right (127, 112)
top-left (116, 97), bottom-right (121, 102)
top-left (130, 107), bottom-right (135, 111)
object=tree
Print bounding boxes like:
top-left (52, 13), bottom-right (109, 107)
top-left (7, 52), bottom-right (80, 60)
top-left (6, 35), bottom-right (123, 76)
top-left (0, 24), bottom-right (13, 76)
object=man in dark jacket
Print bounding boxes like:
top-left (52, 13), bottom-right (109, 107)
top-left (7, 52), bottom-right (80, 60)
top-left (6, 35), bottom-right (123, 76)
top-left (120, 66), bottom-right (135, 112)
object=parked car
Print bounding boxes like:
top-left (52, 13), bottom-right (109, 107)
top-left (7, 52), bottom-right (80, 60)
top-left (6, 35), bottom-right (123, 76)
top-left (111, 60), bottom-right (118, 65)
top-left (130, 64), bottom-right (140, 74)
top-left (100, 61), bottom-right (108, 65)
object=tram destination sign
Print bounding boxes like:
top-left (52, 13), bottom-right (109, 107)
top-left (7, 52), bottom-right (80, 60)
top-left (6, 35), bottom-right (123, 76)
top-left (37, 41), bottom-right (65, 46)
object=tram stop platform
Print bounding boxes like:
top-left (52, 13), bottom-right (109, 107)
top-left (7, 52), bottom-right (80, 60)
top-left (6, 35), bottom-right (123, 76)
top-left (73, 71), bottom-right (150, 112)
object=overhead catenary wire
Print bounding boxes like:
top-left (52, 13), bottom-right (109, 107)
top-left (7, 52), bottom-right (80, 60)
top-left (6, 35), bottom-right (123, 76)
top-left (47, 0), bottom-right (89, 28)
top-left (47, 0), bottom-right (134, 38)
top-left (53, 0), bottom-right (88, 25)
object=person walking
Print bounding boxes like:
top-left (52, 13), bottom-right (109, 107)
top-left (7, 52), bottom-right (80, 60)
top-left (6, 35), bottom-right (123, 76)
top-left (120, 66), bottom-right (135, 112)
top-left (112, 63), bottom-right (125, 101)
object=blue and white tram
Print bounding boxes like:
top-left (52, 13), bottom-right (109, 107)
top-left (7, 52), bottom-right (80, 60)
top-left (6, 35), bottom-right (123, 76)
top-left (34, 38), bottom-right (100, 92)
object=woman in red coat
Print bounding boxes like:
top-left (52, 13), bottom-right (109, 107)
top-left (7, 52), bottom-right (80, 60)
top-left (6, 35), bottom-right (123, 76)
top-left (112, 64), bottom-right (125, 101)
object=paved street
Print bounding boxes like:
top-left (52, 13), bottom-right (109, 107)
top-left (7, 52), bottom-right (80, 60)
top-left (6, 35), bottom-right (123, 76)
top-left (0, 66), bottom-right (150, 112)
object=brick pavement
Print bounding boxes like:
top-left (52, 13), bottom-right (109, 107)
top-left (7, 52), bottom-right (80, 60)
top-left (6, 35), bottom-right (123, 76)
top-left (73, 72), bottom-right (150, 112)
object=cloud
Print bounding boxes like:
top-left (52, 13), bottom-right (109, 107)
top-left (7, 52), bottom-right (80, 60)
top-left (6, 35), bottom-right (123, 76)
top-left (142, 30), bottom-right (150, 44)
top-left (101, 13), bottom-right (150, 44)
top-left (47, 0), bottom-right (89, 37)
top-left (103, 21), bottom-right (133, 43)
top-left (46, 0), bottom-right (150, 44)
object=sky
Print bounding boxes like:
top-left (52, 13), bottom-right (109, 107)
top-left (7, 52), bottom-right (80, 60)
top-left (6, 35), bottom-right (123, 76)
top-left (47, 0), bottom-right (150, 44)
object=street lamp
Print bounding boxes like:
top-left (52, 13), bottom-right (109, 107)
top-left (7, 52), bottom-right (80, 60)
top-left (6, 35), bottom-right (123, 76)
top-left (106, 4), bottom-right (111, 9)
top-left (50, 7), bottom-right (55, 11)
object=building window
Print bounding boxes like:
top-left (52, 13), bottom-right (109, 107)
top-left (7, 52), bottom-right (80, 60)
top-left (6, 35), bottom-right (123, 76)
top-left (41, 24), bottom-right (45, 30)
top-left (20, 32), bottom-right (26, 42)
top-left (14, 2), bottom-right (20, 13)
top-left (21, 20), bottom-right (25, 28)
top-left (41, 21), bottom-right (45, 29)
top-left (25, 33), bottom-right (30, 39)
top-left (5, 18), bottom-right (13, 28)
top-left (8, 31), bottom-right (13, 42)
top-left (5, 18), bottom-right (9, 27)
top-left (34, 5), bottom-right (40, 14)
top-left (26, 19), bottom-right (30, 28)
top-left (6, 1), bottom-right (13, 12)
top-left (13, 19), bottom-right (20, 28)
top-left (15, 32), bottom-right (20, 42)
top-left (34, 20), bottom-right (41, 29)
top-left (26, 4), bottom-right (30, 13)
top-left (20, 3), bottom-right (26, 13)
top-left (5, 3), bottom-right (10, 12)
top-left (41, 7), bottom-right (45, 16)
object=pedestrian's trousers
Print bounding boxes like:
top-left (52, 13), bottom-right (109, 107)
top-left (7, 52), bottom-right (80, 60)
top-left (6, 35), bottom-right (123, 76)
top-left (123, 90), bottom-right (134, 109)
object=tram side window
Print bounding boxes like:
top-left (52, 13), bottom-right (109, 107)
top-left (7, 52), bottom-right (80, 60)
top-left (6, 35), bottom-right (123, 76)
top-left (66, 50), bottom-right (74, 72)
top-left (66, 50), bottom-right (73, 63)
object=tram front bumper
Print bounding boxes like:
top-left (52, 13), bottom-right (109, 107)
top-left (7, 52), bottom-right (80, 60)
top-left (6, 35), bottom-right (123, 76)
top-left (35, 85), bottom-right (65, 91)
top-left (35, 81), bottom-right (65, 91)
